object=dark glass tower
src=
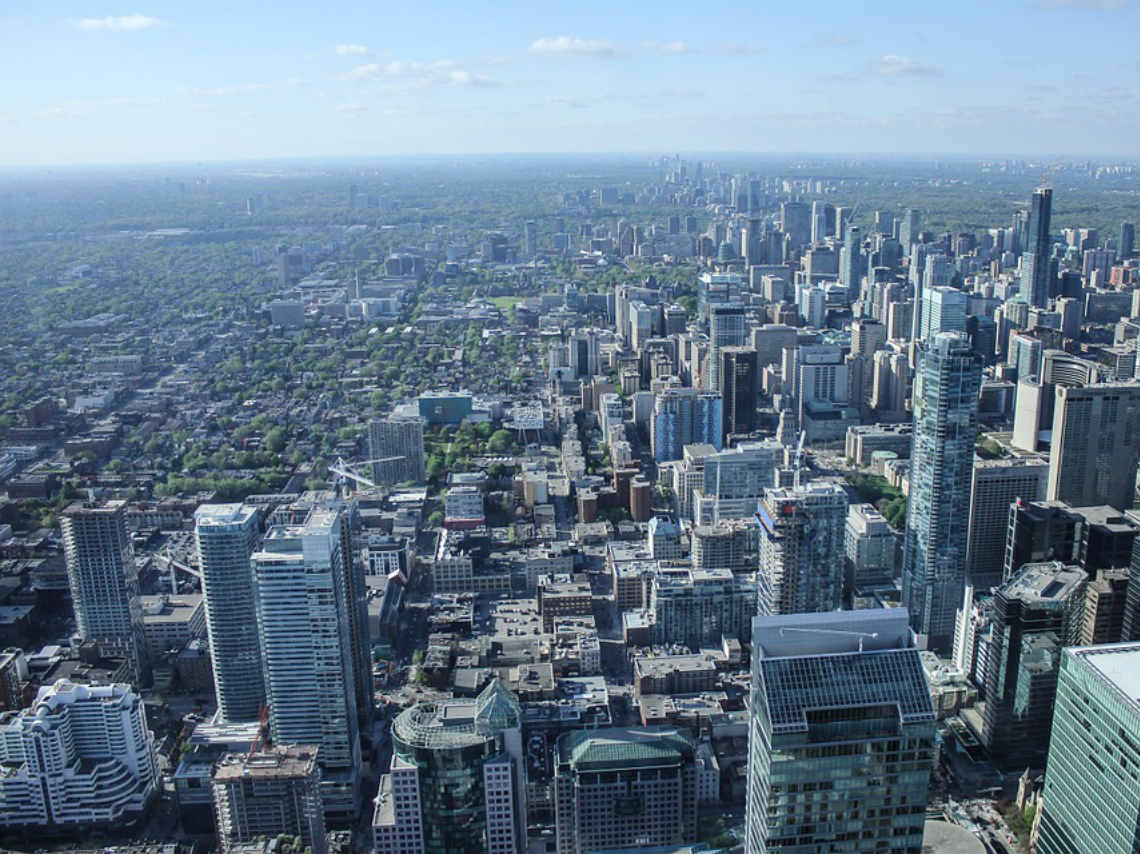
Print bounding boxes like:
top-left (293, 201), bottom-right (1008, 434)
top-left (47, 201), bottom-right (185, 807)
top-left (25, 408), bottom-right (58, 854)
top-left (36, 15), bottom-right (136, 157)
top-left (1021, 186), bottom-right (1053, 308)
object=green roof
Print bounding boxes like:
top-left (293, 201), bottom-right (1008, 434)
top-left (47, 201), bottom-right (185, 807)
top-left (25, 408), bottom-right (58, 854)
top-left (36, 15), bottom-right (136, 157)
top-left (558, 726), bottom-right (695, 771)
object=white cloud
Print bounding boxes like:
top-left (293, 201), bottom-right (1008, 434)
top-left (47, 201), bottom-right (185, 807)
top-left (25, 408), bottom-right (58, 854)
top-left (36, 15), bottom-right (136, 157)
top-left (875, 54), bottom-right (942, 76)
top-left (335, 102), bottom-right (364, 113)
top-left (343, 59), bottom-right (497, 88)
top-left (528, 36), bottom-right (620, 57)
top-left (335, 44), bottom-right (368, 56)
top-left (641, 40), bottom-right (692, 54)
top-left (71, 14), bottom-right (160, 31)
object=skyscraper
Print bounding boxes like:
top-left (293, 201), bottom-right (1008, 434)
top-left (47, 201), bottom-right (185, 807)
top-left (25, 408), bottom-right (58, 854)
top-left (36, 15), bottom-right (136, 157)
top-left (1046, 382), bottom-right (1140, 510)
top-left (651, 387), bottom-right (723, 462)
top-left (780, 201), bottom-right (811, 249)
top-left (60, 500), bottom-right (145, 673)
top-left (719, 346), bottom-right (759, 440)
top-left (744, 610), bottom-right (935, 854)
top-left (841, 225), bottom-right (861, 301)
top-left (707, 302), bottom-right (747, 391)
top-left (1119, 221), bottom-right (1135, 260)
top-left (1021, 186), bottom-right (1053, 308)
top-left (920, 286), bottom-right (967, 341)
top-left (252, 507), bottom-right (362, 821)
top-left (966, 458), bottom-right (1048, 590)
top-left (368, 417), bottom-right (426, 485)
top-left (195, 503), bottom-right (265, 723)
top-left (902, 333), bottom-right (982, 654)
top-left (979, 562), bottom-right (1086, 769)
top-left (382, 679), bottom-right (527, 854)
top-left (756, 483), bottom-right (848, 615)
top-left (899, 208), bottom-right (920, 253)
top-left (1035, 643), bottom-right (1140, 854)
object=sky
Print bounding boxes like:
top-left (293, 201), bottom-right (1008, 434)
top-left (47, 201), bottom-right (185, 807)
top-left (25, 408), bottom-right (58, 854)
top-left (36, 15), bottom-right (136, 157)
top-left (1, 0), bottom-right (1138, 165)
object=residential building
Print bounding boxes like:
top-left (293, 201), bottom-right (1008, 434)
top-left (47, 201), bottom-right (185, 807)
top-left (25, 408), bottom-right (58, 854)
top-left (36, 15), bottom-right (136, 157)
top-left (0, 681), bottom-right (158, 828)
top-left (650, 567), bottom-right (757, 648)
top-left (195, 503), bottom-right (264, 722)
top-left (554, 727), bottom-right (700, 854)
top-left (845, 503), bottom-right (898, 589)
top-left (744, 610), bottom-right (935, 854)
top-left (212, 746), bottom-right (327, 854)
top-left (902, 333), bottom-right (982, 654)
top-left (756, 483), bottom-right (848, 616)
top-left (252, 508), bottom-right (362, 821)
top-left (695, 440), bottom-right (783, 523)
top-left (652, 388), bottom-right (723, 462)
top-left (368, 417), bottom-right (427, 485)
top-left (61, 500), bottom-right (145, 674)
top-left (1036, 643), bottom-right (1140, 854)
top-left (1081, 568), bottom-right (1130, 645)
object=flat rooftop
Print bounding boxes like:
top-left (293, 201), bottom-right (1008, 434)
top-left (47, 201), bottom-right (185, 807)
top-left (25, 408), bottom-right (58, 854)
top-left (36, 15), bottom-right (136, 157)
top-left (1003, 562), bottom-right (1085, 604)
top-left (1073, 642), bottom-right (1140, 708)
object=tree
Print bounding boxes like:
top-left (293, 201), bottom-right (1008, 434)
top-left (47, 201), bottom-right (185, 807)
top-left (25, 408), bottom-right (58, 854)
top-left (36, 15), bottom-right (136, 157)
top-left (487, 429), bottom-right (514, 453)
top-left (265, 426), bottom-right (287, 453)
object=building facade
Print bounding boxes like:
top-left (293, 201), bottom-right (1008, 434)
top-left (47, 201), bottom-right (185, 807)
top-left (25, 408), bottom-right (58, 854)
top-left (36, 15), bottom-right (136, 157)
top-left (195, 503), bottom-right (264, 722)
top-left (368, 417), bottom-right (427, 485)
top-left (554, 726), bottom-right (699, 854)
top-left (61, 500), bottom-right (145, 673)
top-left (744, 610), bottom-right (935, 854)
top-left (251, 508), bottom-right (362, 821)
top-left (1036, 643), bottom-right (1140, 854)
top-left (0, 681), bottom-right (159, 828)
top-left (756, 483), bottom-right (848, 616)
top-left (902, 333), bottom-right (982, 654)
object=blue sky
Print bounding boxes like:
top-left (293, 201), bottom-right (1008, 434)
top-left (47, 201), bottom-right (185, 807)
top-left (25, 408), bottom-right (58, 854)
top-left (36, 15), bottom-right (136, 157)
top-left (1, 0), bottom-right (1137, 165)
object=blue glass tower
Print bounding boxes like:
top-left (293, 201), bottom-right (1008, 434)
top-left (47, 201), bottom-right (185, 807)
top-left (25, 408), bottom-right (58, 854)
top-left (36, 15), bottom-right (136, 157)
top-left (902, 332), bottom-right (982, 654)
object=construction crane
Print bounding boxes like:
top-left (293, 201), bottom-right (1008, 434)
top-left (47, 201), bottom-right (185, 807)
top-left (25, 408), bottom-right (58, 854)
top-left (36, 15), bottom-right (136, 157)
top-left (792, 430), bottom-right (807, 488)
top-left (779, 625), bottom-right (880, 651)
top-left (247, 704), bottom-right (271, 759)
top-left (328, 456), bottom-right (405, 494)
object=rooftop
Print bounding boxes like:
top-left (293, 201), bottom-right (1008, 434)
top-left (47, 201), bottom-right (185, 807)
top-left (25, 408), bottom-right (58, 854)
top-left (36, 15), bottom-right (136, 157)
top-left (558, 726), bottom-right (694, 771)
top-left (212, 745), bottom-right (319, 782)
top-left (1002, 561), bottom-right (1086, 605)
top-left (1072, 642), bottom-right (1140, 708)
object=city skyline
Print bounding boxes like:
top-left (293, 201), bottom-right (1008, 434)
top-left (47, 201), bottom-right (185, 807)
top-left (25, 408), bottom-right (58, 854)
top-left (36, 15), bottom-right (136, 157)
top-left (0, 0), bottom-right (1138, 165)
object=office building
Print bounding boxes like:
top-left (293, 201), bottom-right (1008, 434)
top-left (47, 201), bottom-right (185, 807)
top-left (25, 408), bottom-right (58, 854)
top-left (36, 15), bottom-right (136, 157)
top-left (195, 503), bottom-right (264, 722)
top-left (382, 679), bottom-right (526, 854)
top-left (568, 329), bottom-right (602, 379)
top-left (1003, 500), bottom-right (1138, 580)
top-left (1021, 187), bottom-right (1053, 308)
top-left (756, 483), bottom-right (848, 615)
top-left (920, 287), bottom-right (967, 341)
top-left (1047, 382), bottom-right (1140, 510)
top-left (1081, 567), bottom-right (1130, 645)
top-left (781, 201), bottom-right (811, 249)
top-left (966, 458), bottom-right (1048, 590)
top-left (708, 303), bottom-right (747, 391)
top-left (650, 568), bottom-right (757, 648)
top-left (61, 500), bottom-right (145, 673)
top-left (979, 562), bottom-right (1086, 769)
top-left (744, 610), bottom-right (935, 854)
top-left (252, 508), bottom-right (362, 820)
top-left (212, 745), bottom-right (327, 854)
top-left (554, 727), bottom-right (700, 854)
top-left (368, 417), bottom-right (426, 485)
top-left (720, 346), bottom-right (759, 439)
top-left (1036, 643), bottom-right (1140, 854)
top-left (902, 333), bottom-right (982, 654)
top-left (1010, 350), bottom-right (1096, 453)
top-left (0, 681), bottom-right (159, 828)
top-left (652, 388), bottom-right (723, 462)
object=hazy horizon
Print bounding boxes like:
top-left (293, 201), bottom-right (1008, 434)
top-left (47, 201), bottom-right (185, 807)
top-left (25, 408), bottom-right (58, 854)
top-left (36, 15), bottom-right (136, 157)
top-left (1, 0), bottom-right (1138, 166)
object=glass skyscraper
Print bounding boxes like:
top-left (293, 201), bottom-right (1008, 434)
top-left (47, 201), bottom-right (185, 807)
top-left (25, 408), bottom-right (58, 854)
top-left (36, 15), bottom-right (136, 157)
top-left (902, 332), bottom-right (982, 654)
top-left (1036, 642), bottom-right (1140, 854)
top-left (1021, 186), bottom-right (1053, 308)
top-left (744, 610), bottom-right (935, 854)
